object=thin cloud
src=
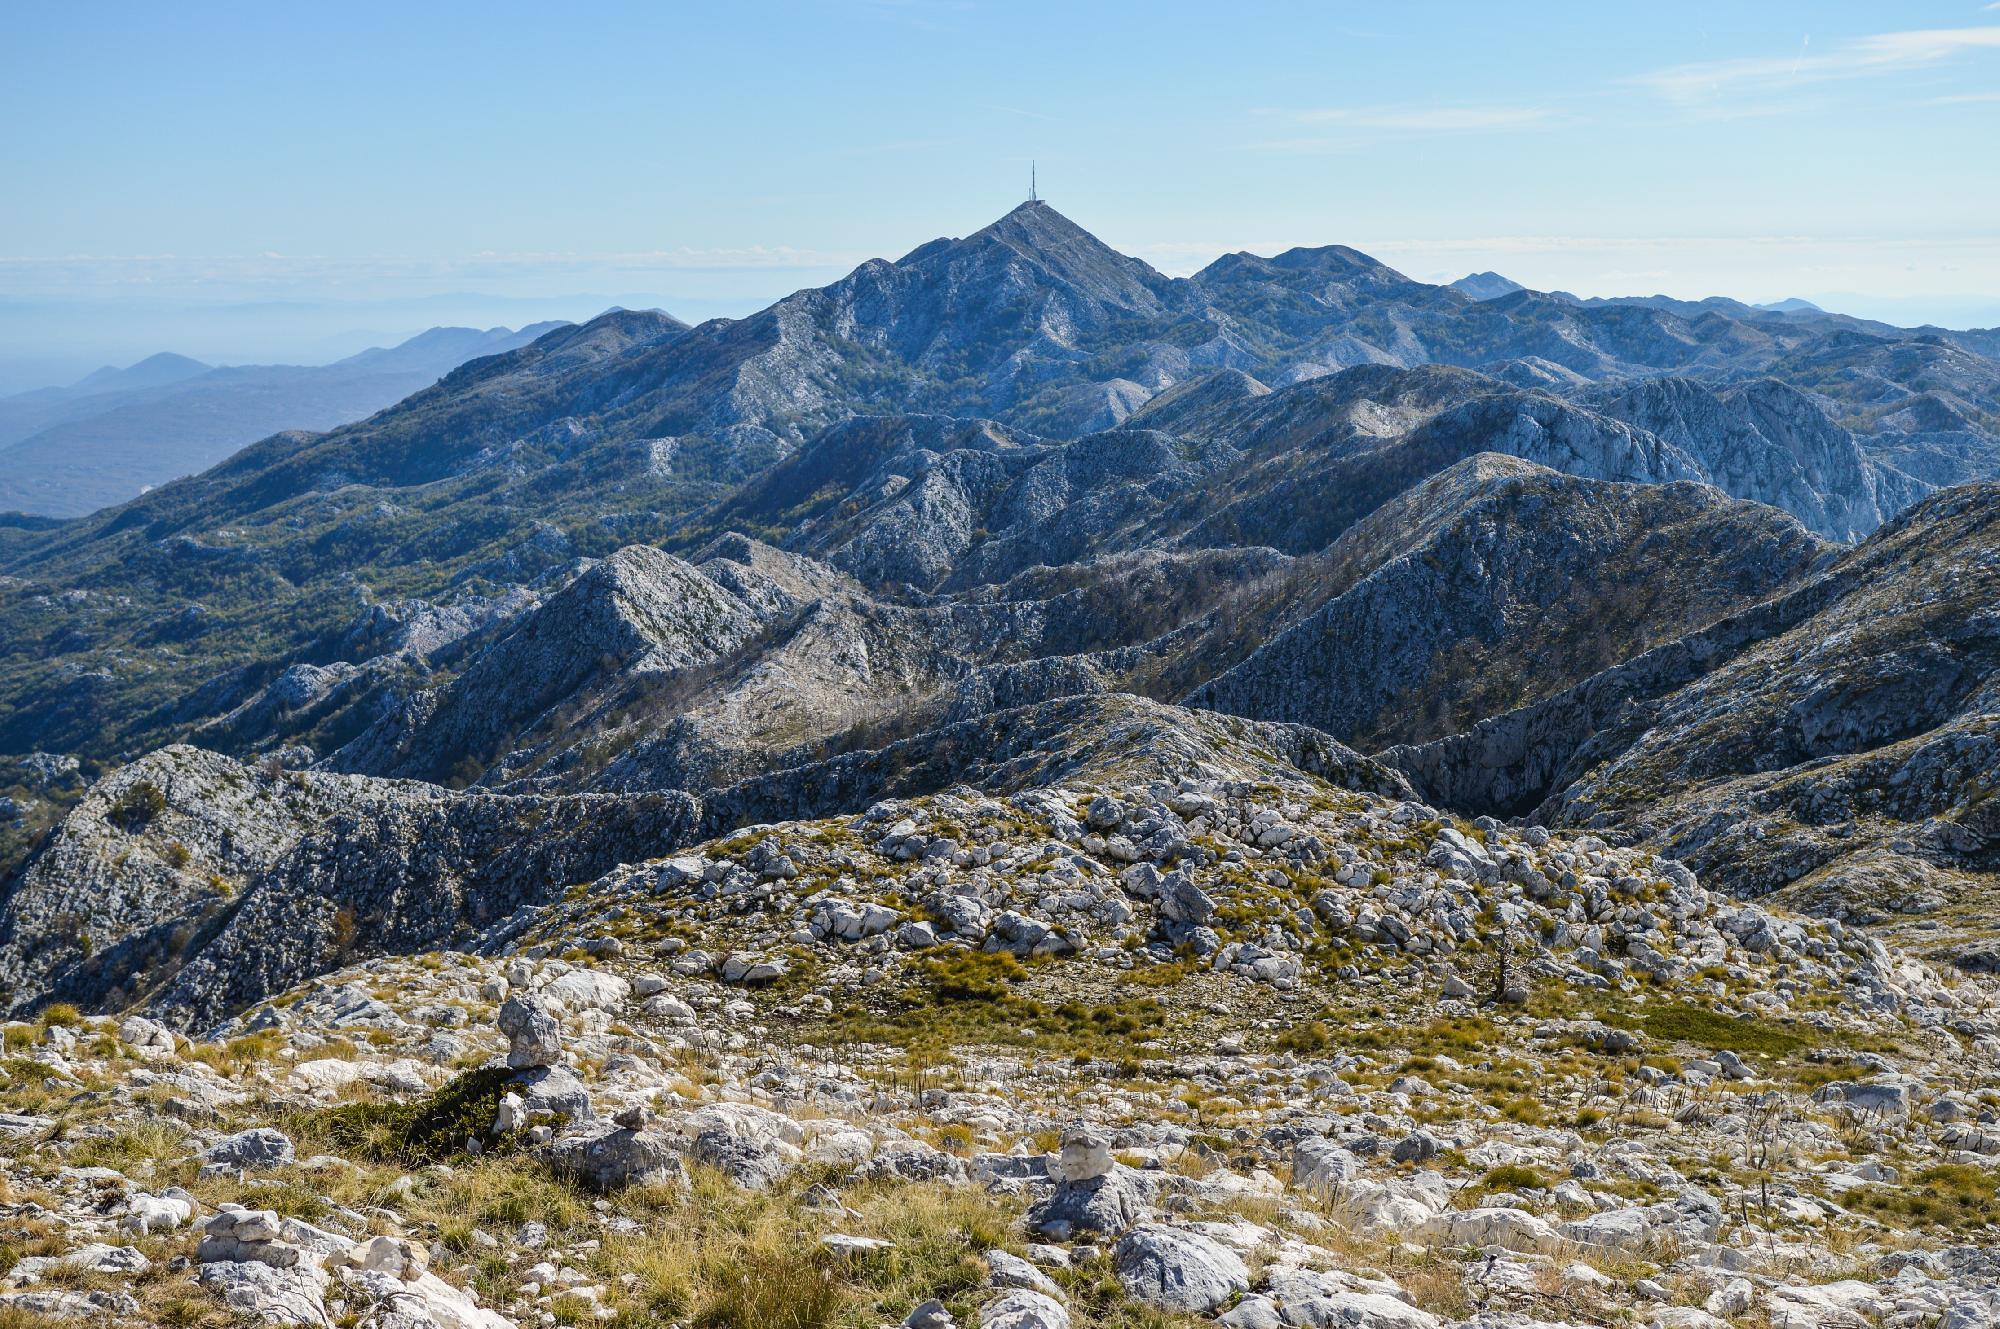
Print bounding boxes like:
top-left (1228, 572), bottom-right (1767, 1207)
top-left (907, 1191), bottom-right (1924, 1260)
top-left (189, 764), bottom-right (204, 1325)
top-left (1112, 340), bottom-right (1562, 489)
top-left (1927, 90), bottom-right (2000, 103)
top-left (1637, 25), bottom-right (2000, 101)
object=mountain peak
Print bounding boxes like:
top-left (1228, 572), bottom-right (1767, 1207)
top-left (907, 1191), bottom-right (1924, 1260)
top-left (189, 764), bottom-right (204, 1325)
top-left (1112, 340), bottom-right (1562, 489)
top-left (969, 199), bottom-right (1112, 256)
top-left (73, 351), bottom-right (211, 395)
top-left (1451, 271), bottom-right (1526, 301)
top-left (876, 201), bottom-right (1178, 325)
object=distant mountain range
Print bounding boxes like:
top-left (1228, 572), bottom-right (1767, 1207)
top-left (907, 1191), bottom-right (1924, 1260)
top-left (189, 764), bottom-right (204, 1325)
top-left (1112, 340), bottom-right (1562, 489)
top-left (6, 201), bottom-right (2000, 1019)
top-left (0, 322), bottom-right (569, 517)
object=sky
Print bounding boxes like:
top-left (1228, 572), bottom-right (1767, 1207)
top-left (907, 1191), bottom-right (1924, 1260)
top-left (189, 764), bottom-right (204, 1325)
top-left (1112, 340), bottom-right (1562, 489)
top-left (2, 0), bottom-right (1998, 391)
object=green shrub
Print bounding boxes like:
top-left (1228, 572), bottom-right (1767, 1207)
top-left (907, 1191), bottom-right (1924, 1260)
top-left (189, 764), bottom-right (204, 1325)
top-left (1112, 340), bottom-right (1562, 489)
top-left (1629, 1004), bottom-right (1809, 1057)
top-left (1479, 1164), bottom-right (1549, 1192)
top-left (1848, 1164), bottom-right (1999, 1232)
top-left (107, 780), bottom-right (166, 832)
top-left (1273, 1020), bottom-right (1332, 1054)
top-left (307, 1065), bottom-right (515, 1162)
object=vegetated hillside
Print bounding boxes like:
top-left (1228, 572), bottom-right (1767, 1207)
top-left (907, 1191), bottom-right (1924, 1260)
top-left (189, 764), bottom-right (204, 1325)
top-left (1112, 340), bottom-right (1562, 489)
top-left (1186, 455), bottom-right (1828, 748)
top-left (2, 700), bottom-right (1998, 1328)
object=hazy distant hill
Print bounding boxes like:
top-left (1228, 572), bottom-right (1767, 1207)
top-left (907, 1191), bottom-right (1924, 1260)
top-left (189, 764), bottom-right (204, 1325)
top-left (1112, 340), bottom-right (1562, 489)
top-left (1448, 271), bottom-right (1524, 301)
top-left (0, 323), bottom-right (568, 517)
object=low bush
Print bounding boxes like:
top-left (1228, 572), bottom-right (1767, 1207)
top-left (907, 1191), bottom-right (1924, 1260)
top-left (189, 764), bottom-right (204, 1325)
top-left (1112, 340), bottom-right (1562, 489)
top-left (1628, 1004), bottom-right (1809, 1057)
top-left (306, 1065), bottom-right (515, 1163)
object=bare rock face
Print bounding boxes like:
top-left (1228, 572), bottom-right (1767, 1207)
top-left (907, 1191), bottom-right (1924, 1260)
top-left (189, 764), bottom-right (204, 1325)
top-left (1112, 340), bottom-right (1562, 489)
top-left (1189, 455), bottom-right (1824, 748)
top-left (1582, 375), bottom-right (1915, 541)
top-left (333, 544), bottom-right (761, 784)
top-left (497, 995), bottom-right (562, 1070)
top-left (1386, 482), bottom-right (2000, 942)
top-left (0, 745), bottom-right (701, 1027)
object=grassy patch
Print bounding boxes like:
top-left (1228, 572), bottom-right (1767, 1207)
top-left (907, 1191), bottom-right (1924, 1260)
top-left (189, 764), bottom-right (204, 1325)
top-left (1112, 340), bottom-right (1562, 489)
top-left (804, 950), bottom-right (1170, 1060)
top-left (599, 1168), bottom-right (1022, 1328)
top-left (1848, 1164), bottom-right (1999, 1233)
top-left (1481, 1164), bottom-right (1548, 1190)
top-left (1619, 1003), bottom-right (1811, 1057)
top-left (915, 949), bottom-right (1028, 1001)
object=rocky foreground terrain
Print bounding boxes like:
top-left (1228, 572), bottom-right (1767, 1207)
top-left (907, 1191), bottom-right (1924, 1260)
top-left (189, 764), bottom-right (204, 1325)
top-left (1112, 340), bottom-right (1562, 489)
top-left (2, 204), bottom-right (2000, 1325)
top-left (2, 760), bottom-right (1998, 1328)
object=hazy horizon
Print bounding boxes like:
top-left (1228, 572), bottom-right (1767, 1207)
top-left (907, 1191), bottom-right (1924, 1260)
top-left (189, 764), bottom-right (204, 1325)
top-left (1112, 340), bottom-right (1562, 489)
top-left (7, 226), bottom-right (2000, 398)
top-left (6, 1), bottom-right (2000, 393)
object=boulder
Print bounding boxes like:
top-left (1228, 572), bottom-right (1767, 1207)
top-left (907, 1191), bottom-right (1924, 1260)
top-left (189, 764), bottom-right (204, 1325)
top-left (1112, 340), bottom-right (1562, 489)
top-left (689, 1128), bottom-right (791, 1190)
top-left (1112, 1225), bottom-right (1249, 1313)
top-left (539, 968), bottom-right (631, 1014)
top-left (0, 1289), bottom-right (143, 1321)
top-left (1028, 1165), bottom-right (1155, 1240)
top-left (551, 1124), bottom-right (690, 1191)
top-left (987, 1249), bottom-right (1063, 1299)
top-left (121, 1189), bottom-right (196, 1235)
top-left (118, 1015), bottom-right (178, 1058)
top-left (336, 1266), bottom-right (515, 1329)
top-left (331, 1236), bottom-right (429, 1281)
top-left (496, 995), bottom-right (563, 1070)
top-left (198, 1257), bottom-right (331, 1327)
top-left (510, 1065), bottom-right (594, 1123)
top-left (980, 1289), bottom-right (1070, 1329)
top-left (1048, 1126), bottom-right (1113, 1183)
top-left (201, 1128), bottom-right (295, 1173)
top-left (1421, 1206), bottom-right (1562, 1252)
top-left (1273, 1291), bottom-right (1443, 1329)
top-left (1389, 1130), bottom-right (1439, 1164)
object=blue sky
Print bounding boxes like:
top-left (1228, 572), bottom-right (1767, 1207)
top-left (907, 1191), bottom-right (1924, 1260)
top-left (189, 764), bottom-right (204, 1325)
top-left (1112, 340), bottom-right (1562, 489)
top-left (2, 1), bottom-right (1998, 386)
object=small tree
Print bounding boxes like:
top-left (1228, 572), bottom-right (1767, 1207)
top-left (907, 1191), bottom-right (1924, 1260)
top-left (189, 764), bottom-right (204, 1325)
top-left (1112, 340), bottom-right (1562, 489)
top-left (107, 780), bottom-right (166, 832)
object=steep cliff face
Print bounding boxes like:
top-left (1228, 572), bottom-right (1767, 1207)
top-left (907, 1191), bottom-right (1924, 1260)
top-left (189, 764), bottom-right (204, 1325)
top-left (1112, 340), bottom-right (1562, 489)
top-left (1383, 484), bottom-right (2000, 957)
top-left (1187, 456), bottom-right (1826, 748)
top-left (1579, 376), bottom-right (1919, 540)
top-left (0, 694), bottom-right (1406, 1026)
top-left (1544, 487), bottom-right (2000, 888)
top-left (327, 546), bottom-right (764, 784)
top-left (0, 744), bottom-right (698, 1022)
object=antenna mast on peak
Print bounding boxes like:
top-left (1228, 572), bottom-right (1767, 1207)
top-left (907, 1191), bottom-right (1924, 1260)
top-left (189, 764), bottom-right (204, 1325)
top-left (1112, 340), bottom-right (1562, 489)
top-left (1030, 161), bottom-right (1038, 205)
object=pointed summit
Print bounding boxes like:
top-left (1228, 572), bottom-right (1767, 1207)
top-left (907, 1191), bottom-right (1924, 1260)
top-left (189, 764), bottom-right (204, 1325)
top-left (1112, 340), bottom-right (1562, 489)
top-left (947, 201), bottom-right (1179, 316)
top-left (973, 198), bottom-right (1097, 249)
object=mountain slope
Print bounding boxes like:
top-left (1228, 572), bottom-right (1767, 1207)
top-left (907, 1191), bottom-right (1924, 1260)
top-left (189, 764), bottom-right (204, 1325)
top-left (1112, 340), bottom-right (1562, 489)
top-left (1577, 376), bottom-right (1927, 541)
top-left (0, 691), bottom-right (1402, 1023)
top-left (1385, 483), bottom-right (2000, 959)
top-left (1187, 456), bottom-right (1826, 748)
